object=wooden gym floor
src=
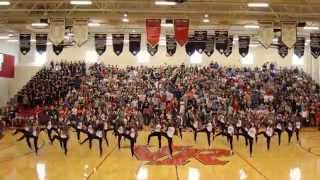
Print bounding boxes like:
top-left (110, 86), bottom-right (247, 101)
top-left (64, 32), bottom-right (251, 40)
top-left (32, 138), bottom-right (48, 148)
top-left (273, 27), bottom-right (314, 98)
top-left (0, 128), bottom-right (319, 180)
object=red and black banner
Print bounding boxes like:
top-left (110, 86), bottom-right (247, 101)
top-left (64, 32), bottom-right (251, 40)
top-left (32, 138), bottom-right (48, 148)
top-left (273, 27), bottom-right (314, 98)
top-left (278, 38), bottom-right (288, 58)
top-left (112, 34), bottom-right (124, 56)
top-left (215, 31), bottom-right (228, 54)
top-left (194, 31), bottom-right (207, 53)
top-left (146, 19), bottom-right (161, 47)
top-left (53, 44), bottom-right (64, 56)
top-left (294, 37), bottom-right (305, 58)
top-left (174, 19), bottom-right (189, 46)
top-left (20, 34), bottom-right (31, 55)
top-left (129, 33), bottom-right (141, 56)
top-left (0, 54), bottom-right (15, 78)
top-left (204, 35), bottom-right (214, 57)
top-left (147, 44), bottom-right (158, 56)
top-left (185, 35), bottom-right (195, 56)
top-left (36, 34), bottom-right (47, 54)
top-left (166, 35), bottom-right (177, 56)
top-left (223, 35), bottom-right (233, 57)
top-left (95, 34), bottom-right (107, 56)
top-left (238, 36), bottom-right (250, 57)
top-left (310, 33), bottom-right (320, 59)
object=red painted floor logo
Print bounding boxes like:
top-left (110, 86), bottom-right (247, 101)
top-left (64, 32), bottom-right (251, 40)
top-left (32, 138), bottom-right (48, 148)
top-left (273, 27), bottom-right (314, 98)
top-left (134, 145), bottom-right (231, 166)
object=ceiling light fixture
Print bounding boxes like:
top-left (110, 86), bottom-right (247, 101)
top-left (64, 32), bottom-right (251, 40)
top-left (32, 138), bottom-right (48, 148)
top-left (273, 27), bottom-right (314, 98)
top-left (155, 1), bottom-right (177, 6)
top-left (70, 0), bottom-right (92, 5)
top-left (161, 23), bottom-right (173, 27)
top-left (0, 1), bottom-right (10, 5)
top-left (122, 18), bottom-right (129, 22)
top-left (31, 22), bottom-right (48, 27)
top-left (124, 13), bottom-right (128, 17)
top-left (7, 39), bottom-right (18, 42)
top-left (0, 36), bottom-right (9, 40)
top-left (202, 19), bottom-right (210, 23)
top-left (244, 25), bottom-right (260, 29)
top-left (304, 26), bottom-right (319, 30)
top-left (204, 14), bottom-right (209, 18)
top-left (247, 3), bottom-right (269, 7)
top-left (88, 22), bottom-right (101, 27)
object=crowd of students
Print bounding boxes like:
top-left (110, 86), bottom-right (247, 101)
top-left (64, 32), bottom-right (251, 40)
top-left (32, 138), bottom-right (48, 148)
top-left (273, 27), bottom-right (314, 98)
top-left (1, 61), bottom-right (320, 158)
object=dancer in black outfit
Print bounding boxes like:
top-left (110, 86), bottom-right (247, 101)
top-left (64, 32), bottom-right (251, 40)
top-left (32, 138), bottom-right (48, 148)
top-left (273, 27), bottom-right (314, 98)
top-left (103, 120), bottom-right (113, 146)
top-left (257, 124), bottom-right (274, 151)
top-left (147, 121), bottom-right (162, 148)
top-left (247, 126), bottom-right (256, 157)
top-left (295, 120), bottom-right (301, 143)
top-left (160, 123), bottom-right (175, 156)
top-left (285, 121), bottom-right (294, 144)
top-left (80, 123), bottom-right (103, 156)
top-left (274, 121), bottom-right (283, 146)
top-left (226, 123), bottom-right (235, 154)
top-left (30, 124), bottom-right (41, 154)
top-left (51, 124), bottom-right (69, 155)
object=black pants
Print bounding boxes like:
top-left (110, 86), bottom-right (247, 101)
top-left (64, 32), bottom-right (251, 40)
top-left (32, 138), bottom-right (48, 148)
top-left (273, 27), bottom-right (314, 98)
top-left (295, 129), bottom-right (300, 142)
top-left (103, 128), bottom-right (114, 146)
top-left (227, 134), bottom-right (233, 151)
top-left (160, 132), bottom-right (173, 156)
top-left (76, 128), bottom-right (87, 141)
top-left (257, 132), bottom-right (271, 151)
top-left (274, 129), bottom-right (282, 145)
top-left (286, 129), bottom-right (293, 144)
top-left (195, 128), bottom-right (212, 146)
top-left (248, 136), bottom-right (254, 157)
top-left (118, 133), bottom-right (136, 157)
top-left (52, 135), bottom-right (69, 155)
top-left (147, 131), bottom-right (162, 148)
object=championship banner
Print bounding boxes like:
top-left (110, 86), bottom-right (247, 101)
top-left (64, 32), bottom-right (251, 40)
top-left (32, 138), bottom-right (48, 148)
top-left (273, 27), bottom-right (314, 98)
top-left (174, 19), bottom-right (189, 46)
top-left (48, 18), bottom-right (65, 46)
top-left (36, 33), bottom-right (48, 54)
top-left (53, 44), bottom-right (64, 56)
top-left (166, 35), bottom-right (177, 56)
top-left (194, 31), bottom-right (207, 53)
top-left (281, 22), bottom-right (297, 49)
top-left (147, 44), bottom-right (158, 56)
top-left (185, 35), bottom-right (195, 56)
top-left (310, 33), bottom-right (320, 59)
top-left (129, 33), bottom-right (141, 56)
top-left (294, 37), bottom-right (305, 58)
top-left (0, 54), bottom-right (15, 78)
top-left (204, 35), bottom-right (214, 57)
top-left (146, 19), bottom-right (161, 47)
top-left (257, 22), bottom-right (273, 48)
top-left (223, 35), bottom-right (233, 57)
top-left (112, 34), bottom-right (124, 56)
top-left (95, 34), bottom-right (107, 56)
top-left (215, 30), bottom-right (228, 54)
top-left (19, 33), bottom-right (31, 55)
top-left (73, 19), bottom-right (89, 47)
top-left (278, 39), bottom-right (288, 58)
top-left (238, 36), bottom-right (250, 57)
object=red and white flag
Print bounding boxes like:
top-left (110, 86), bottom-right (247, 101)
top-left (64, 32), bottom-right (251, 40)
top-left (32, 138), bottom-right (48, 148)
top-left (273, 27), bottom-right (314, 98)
top-left (0, 54), bottom-right (15, 78)
top-left (146, 19), bottom-right (161, 47)
top-left (174, 19), bottom-right (189, 46)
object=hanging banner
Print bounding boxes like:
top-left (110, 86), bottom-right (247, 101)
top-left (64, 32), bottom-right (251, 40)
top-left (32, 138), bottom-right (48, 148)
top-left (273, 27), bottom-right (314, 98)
top-left (53, 44), bottom-right (64, 56)
top-left (278, 39), bottom-right (288, 58)
top-left (166, 35), bottom-right (177, 56)
top-left (73, 19), bottom-right (89, 47)
top-left (0, 54), bottom-right (15, 78)
top-left (204, 35), bottom-right (214, 57)
top-left (281, 22), bottom-right (297, 49)
top-left (95, 34), bottom-right (107, 56)
top-left (36, 33), bottom-right (47, 54)
top-left (147, 44), bottom-right (158, 56)
top-left (215, 30), bottom-right (228, 54)
top-left (194, 31), bottom-right (207, 53)
top-left (129, 33), bottom-right (141, 56)
top-left (146, 19), bottom-right (161, 47)
top-left (185, 35), bottom-right (195, 56)
top-left (257, 22), bottom-right (273, 49)
top-left (310, 33), bottom-right (320, 59)
top-left (19, 33), bottom-right (31, 55)
top-left (238, 36), bottom-right (250, 57)
top-left (224, 35), bottom-right (233, 57)
top-left (112, 34), bottom-right (124, 56)
top-left (294, 37), bottom-right (305, 58)
top-left (48, 18), bottom-right (65, 46)
top-left (174, 19), bottom-right (189, 46)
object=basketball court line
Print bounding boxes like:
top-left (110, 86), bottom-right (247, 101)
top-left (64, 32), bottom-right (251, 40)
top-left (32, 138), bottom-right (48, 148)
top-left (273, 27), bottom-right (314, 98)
top-left (235, 151), bottom-right (269, 180)
top-left (86, 145), bottom-right (117, 180)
